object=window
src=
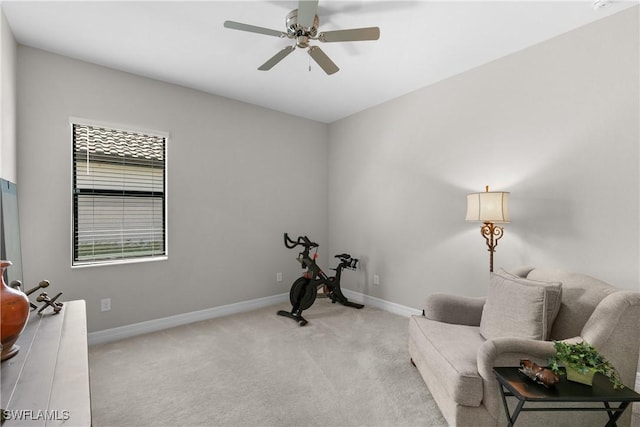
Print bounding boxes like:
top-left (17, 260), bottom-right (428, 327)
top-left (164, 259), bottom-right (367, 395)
top-left (72, 122), bottom-right (167, 266)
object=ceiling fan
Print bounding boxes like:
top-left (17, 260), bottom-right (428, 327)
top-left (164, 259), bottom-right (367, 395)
top-left (223, 0), bottom-right (380, 75)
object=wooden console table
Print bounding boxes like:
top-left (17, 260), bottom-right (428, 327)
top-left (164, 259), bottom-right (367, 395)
top-left (1, 300), bottom-right (91, 426)
top-left (494, 366), bottom-right (640, 427)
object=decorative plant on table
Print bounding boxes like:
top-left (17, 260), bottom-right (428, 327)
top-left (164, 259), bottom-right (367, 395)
top-left (548, 341), bottom-right (624, 389)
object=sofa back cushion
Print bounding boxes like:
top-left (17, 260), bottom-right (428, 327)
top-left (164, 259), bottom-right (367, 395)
top-left (479, 270), bottom-right (562, 341)
top-left (524, 269), bottom-right (616, 340)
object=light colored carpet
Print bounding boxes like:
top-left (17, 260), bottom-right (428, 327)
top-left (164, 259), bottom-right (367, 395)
top-left (89, 299), bottom-right (447, 427)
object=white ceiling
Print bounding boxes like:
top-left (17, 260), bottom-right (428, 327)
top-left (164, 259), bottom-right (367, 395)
top-left (2, 1), bottom-right (637, 123)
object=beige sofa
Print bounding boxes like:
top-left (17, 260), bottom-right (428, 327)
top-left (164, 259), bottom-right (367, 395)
top-left (408, 267), bottom-right (640, 427)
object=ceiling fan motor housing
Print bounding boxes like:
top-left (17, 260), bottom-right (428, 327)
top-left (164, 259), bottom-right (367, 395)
top-left (286, 9), bottom-right (319, 46)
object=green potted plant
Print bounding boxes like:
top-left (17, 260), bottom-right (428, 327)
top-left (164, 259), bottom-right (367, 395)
top-left (548, 341), bottom-right (624, 389)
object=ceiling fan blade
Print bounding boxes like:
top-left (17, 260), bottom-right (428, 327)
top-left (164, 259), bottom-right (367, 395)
top-left (308, 46), bottom-right (339, 75)
top-left (224, 21), bottom-right (286, 38)
top-left (319, 27), bottom-right (380, 43)
top-left (258, 46), bottom-right (296, 71)
top-left (297, 0), bottom-right (319, 28)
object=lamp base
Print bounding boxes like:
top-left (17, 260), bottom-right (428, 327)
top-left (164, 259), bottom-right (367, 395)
top-left (480, 222), bottom-right (504, 273)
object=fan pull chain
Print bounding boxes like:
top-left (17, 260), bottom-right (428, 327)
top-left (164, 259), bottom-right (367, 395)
top-left (308, 55), bottom-right (311, 72)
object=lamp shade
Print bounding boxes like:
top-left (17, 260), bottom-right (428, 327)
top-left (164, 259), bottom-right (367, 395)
top-left (466, 191), bottom-right (510, 223)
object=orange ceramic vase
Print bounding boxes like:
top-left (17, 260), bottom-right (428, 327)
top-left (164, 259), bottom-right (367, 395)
top-left (0, 260), bottom-right (30, 361)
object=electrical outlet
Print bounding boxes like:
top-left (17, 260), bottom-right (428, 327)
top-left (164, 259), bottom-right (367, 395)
top-left (276, 272), bottom-right (283, 282)
top-left (373, 274), bottom-right (380, 285)
top-left (101, 298), bottom-right (111, 312)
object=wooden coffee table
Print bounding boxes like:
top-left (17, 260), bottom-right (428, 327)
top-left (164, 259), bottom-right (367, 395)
top-left (493, 366), bottom-right (640, 427)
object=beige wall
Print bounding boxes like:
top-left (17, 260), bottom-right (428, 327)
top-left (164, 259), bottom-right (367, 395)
top-left (328, 7), bottom-right (640, 304)
top-left (16, 47), bottom-right (329, 332)
top-left (0, 8), bottom-right (17, 183)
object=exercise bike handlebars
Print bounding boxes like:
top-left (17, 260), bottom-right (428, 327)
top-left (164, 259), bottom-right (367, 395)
top-left (284, 233), bottom-right (318, 249)
top-left (284, 234), bottom-right (359, 272)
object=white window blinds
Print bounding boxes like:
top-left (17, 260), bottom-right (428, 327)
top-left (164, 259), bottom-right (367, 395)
top-left (72, 123), bottom-right (166, 265)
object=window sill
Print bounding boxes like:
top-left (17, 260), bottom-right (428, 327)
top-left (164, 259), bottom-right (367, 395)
top-left (71, 255), bottom-right (168, 269)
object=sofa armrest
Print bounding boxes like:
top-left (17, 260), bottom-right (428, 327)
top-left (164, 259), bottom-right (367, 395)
top-left (581, 291), bottom-right (640, 386)
top-left (476, 337), bottom-right (556, 380)
top-left (476, 337), bottom-right (563, 420)
top-left (581, 291), bottom-right (640, 349)
top-left (423, 293), bottom-right (486, 326)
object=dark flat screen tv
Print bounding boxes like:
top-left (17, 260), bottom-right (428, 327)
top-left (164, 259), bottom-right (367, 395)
top-left (0, 178), bottom-right (23, 285)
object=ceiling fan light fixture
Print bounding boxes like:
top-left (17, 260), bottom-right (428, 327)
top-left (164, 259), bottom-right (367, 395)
top-left (296, 35), bottom-right (310, 48)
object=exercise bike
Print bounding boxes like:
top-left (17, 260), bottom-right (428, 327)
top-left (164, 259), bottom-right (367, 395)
top-left (278, 233), bottom-right (364, 326)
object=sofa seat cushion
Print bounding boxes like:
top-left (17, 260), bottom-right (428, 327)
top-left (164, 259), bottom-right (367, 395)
top-left (409, 315), bottom-right (485, 407)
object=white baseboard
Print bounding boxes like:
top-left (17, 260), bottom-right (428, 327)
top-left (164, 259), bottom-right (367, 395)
top-left (88, 293), bottom-right (288, 346)
top-left (88, 289), bottom-right (421, 346)
top-left (341, 288), bottom-right (422, 317)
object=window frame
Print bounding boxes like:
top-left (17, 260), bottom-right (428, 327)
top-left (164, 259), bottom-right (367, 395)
top-left (70, 118), bottom-right (169, 268)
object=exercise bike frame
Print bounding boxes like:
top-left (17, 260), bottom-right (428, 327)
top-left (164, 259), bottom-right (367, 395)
top-left (278, 233), bottom-right (364, 326)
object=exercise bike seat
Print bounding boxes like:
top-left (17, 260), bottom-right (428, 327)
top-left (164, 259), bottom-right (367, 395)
top-left (335, 253), bottom-right (351, 260)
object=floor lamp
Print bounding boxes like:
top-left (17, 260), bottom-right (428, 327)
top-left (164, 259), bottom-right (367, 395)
top-left (466, 186), bottom-right (510, 273)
